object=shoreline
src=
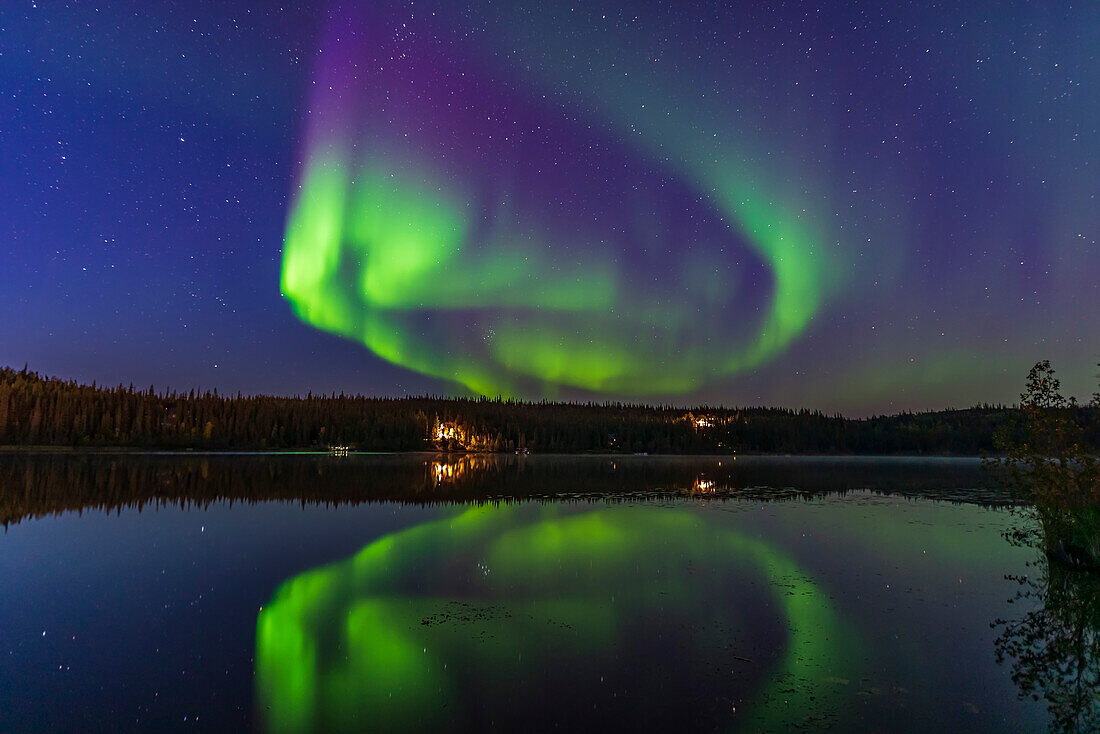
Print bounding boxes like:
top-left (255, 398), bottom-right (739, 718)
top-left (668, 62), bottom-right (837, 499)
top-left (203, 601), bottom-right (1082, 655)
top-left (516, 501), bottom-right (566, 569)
top-left (0, 446), bottom-right (991, 459)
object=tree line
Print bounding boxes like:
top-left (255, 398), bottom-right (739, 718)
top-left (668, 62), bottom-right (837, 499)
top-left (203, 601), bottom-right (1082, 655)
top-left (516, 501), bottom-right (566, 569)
top-left (1, 364), bottom-right (1097, 454)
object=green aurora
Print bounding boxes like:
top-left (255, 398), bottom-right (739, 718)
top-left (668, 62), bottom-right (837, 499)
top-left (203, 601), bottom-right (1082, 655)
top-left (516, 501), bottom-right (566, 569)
top-left (280, 3), bottom-right (837, 399)
top-left (256, 504), bottom-right (856, 733)
top-left (281, 157), bottom-right (827, 398)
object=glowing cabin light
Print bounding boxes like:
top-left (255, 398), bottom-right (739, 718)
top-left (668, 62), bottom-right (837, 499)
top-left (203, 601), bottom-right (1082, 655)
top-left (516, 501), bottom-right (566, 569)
top-left (433, 421), bottom-right (461, 442)
top-left (684, 413), bottom-right (716, 430)
top-left (430, 420), bottom-right (499, 452)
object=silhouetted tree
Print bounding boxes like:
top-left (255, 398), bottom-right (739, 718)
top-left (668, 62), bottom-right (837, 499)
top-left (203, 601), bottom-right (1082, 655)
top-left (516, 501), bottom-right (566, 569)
top-left (988, 360), bottom-right (1100, 568)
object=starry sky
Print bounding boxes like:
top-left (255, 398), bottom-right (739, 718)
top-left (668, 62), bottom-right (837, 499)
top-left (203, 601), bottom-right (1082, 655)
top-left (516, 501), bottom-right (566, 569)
top-left (3, 1), bottom-right (1097, 414)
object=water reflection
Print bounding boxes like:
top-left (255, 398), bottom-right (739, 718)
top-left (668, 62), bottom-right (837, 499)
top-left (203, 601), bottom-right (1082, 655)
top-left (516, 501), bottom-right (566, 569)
top-left (429, 455), bottom-right (499, 485)
top-left (0, 452), bottom-right (1007, 527)
top-left (691, 475), bottom-right (718, 495)
top-left (0, 453), bottom-right (1052, 732)
top-left (994, 558), bottom-right (1100, 733)
top-left (255, 504), bottom-right (857, 733)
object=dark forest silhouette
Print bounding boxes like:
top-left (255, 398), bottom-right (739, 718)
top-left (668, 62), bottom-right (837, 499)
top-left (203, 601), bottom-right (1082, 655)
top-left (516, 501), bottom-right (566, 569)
top-left (1, 365), bottom-right (1097, 454)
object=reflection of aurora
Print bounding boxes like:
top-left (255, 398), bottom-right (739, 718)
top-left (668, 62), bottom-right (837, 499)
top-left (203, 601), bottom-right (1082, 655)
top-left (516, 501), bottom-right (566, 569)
top-left (256, 505), bottom-right (856, 732)
top-left (280, 2), bottom-right (836, 398)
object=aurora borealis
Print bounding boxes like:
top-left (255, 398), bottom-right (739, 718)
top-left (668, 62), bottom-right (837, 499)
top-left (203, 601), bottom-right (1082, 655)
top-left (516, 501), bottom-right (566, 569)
top-left (281, 2), bottom-right (833, 397)
top-left (4, 1), bottom-right (1097, 410)
top-left (256, 503), bottom-right (855, 732)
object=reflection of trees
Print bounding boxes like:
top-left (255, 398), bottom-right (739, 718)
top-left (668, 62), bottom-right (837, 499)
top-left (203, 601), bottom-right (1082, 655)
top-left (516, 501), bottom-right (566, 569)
top-left (0, 453), bottom-right (1010, 526)
top-left (989, 361), bottom-right (1100, 731)
top-left (994, 557), bottom-right (1100, 733)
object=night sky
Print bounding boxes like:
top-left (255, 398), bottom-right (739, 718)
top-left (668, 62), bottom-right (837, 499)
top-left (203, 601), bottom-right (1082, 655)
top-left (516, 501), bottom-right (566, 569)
top-left (3, 1), bottom-right (1097, 414)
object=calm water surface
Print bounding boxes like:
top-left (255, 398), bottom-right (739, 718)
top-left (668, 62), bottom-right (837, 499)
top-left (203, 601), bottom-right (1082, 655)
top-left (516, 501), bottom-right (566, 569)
top-left (0, 454), bottom-right (1086, 732)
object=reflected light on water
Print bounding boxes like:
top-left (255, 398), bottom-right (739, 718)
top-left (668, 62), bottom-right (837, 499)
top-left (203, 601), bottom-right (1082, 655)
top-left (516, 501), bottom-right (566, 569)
top-left (255, 504), bottom-right (858, 733)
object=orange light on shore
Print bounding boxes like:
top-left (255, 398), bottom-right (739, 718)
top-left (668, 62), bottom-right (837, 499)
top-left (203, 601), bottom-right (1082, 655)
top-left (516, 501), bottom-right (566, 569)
top-left (434, 422), bottom-right (459, 441)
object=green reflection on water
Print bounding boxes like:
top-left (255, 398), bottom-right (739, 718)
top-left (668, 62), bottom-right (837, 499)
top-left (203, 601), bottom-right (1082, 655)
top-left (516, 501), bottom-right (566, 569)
top-left (256, 504), bottom-right (856, 732)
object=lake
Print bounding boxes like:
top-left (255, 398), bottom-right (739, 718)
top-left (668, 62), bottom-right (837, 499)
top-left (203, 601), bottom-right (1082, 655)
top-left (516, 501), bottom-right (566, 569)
top-left (0, 453), bottom-right (1090, 733)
